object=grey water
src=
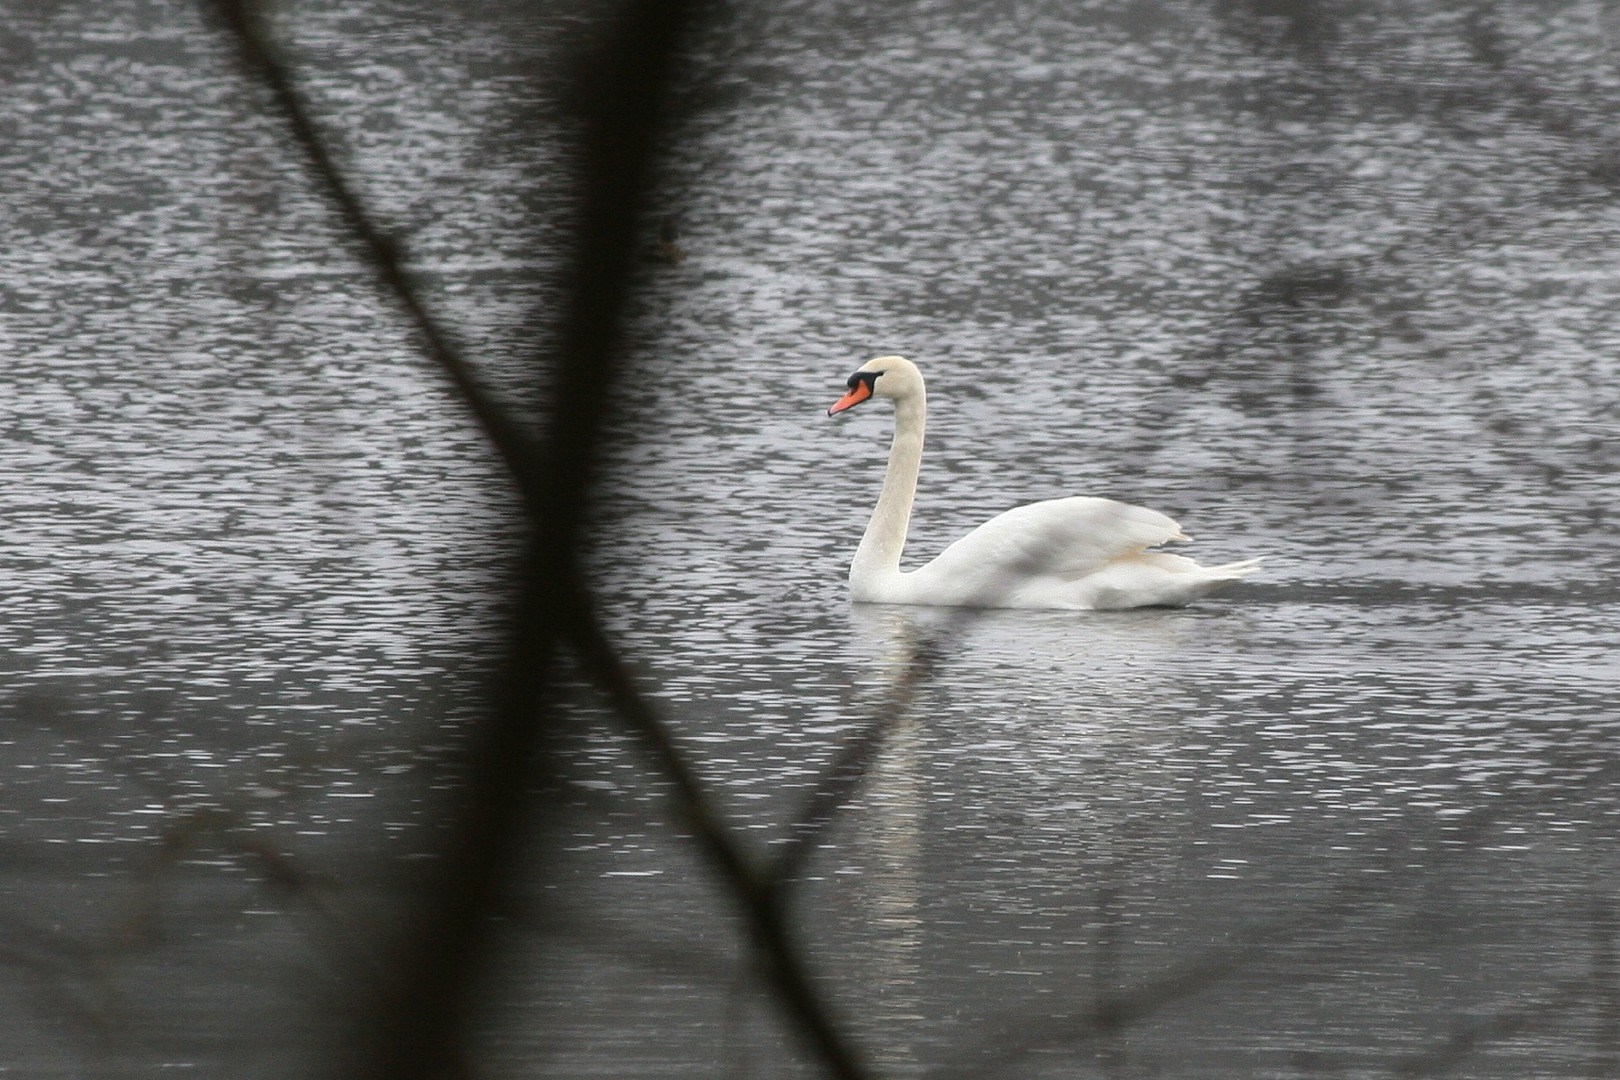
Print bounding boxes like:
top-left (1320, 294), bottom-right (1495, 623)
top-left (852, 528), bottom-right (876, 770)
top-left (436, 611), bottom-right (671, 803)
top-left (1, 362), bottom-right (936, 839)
top-left (3, 0), bottom-right (1620, 1077)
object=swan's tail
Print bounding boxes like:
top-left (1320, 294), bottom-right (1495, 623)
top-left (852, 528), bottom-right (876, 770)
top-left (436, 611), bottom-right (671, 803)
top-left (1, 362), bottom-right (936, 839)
top-left (1204, 556), bottom-right (1265, 581)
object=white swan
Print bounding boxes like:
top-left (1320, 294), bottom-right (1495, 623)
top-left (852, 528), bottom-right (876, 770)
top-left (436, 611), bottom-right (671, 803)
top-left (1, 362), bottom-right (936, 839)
top-left (827, 356), bottom-right (1261, 609)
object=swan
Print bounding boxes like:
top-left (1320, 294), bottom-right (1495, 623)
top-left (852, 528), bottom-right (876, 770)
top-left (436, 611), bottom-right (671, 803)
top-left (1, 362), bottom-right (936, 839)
top-left (827, 356), bottom-right (1261, 609)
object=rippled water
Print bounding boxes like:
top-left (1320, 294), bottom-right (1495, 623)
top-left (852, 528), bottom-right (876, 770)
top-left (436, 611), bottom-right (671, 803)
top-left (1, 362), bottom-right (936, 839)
top-left (5, 0), bottom-right (1620, 1076)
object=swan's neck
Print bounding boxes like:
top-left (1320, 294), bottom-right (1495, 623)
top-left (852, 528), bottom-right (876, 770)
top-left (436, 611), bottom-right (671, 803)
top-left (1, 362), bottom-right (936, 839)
top-left (852, 392), bottom-right (925, 584)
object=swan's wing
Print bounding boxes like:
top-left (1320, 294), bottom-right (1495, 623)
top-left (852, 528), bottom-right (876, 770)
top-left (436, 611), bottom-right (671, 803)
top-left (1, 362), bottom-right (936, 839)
top-left (919, 496), bottom-right (1187, 595)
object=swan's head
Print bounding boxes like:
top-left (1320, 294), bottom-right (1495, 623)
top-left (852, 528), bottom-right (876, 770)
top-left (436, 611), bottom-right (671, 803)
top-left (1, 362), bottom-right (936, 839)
top-left (827, 355), bottom-right (922, 416)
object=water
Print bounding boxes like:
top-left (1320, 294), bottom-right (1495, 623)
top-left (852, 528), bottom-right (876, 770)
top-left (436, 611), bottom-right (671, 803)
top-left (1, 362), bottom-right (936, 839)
top-left (4, 0), bottom-right (1620, 1076)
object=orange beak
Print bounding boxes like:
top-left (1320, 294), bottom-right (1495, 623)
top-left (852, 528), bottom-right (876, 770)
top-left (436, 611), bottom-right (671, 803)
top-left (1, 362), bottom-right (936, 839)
top-left (828, 381), bottom-right (872, 415)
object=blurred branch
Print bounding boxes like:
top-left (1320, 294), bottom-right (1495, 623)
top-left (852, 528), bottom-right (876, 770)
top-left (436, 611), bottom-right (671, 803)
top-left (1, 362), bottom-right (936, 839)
top-left (208, 0), bottom-right (542, 500)
top-left (1393, 976), bottom-right (1591, 1078)
top-left (563, 592), bottom-right (873, 1080)
top-left (129, 805), bottom-right (378, 984)
top-left (209, 1), bottom-right (877, 1077)
top-left (939, 807), bottom-right (1595, 1080)
top-left (767, 628), bottom-right (951, 887)
top-left (0, 922), bottom-right (121, 1058)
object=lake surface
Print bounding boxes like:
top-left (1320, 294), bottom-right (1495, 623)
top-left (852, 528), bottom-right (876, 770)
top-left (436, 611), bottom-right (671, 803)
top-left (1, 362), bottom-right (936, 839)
top-left (3, 0), bottom-right (1619, 1077)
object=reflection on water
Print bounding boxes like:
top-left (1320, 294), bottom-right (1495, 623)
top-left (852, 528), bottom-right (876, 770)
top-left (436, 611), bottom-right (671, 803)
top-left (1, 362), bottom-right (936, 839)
top-left (841, 716), bottom-right (926, 1077)
top-left (4, 0), bottom-right (1620, 1076)
top-left (777, 597), bottom-right (1620, 1077)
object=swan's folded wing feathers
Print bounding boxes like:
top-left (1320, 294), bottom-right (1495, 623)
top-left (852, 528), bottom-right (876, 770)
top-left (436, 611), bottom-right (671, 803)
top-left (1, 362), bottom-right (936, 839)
top-left (923, 496), bottom-right (1186, 587)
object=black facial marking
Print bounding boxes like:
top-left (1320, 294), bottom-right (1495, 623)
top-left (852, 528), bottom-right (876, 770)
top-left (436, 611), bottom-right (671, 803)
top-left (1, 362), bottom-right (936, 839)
top-left (846, 370), bottom-right (880, 392)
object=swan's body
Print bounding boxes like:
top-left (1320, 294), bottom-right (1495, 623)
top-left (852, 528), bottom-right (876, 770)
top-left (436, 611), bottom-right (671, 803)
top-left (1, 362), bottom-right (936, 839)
top-left (827, 356), bottom-right (1260, 610)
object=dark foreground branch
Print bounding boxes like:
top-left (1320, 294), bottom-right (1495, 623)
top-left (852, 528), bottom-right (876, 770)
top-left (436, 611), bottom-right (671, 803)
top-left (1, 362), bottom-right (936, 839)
top-left (562, 589), bottom-right (873, 1080)
top-left (208, 0), bottom-right (541, 494)
top-left (210, 2), bottom-right (877, 1077)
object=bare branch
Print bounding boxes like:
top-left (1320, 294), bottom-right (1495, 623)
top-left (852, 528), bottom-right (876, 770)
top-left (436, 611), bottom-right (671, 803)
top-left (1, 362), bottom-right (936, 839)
top-left (206, 0), bottom-right (541, 498)
top-left (561, 590), bottom-right (875, 1080)
top-left (208, 1), bottom-right (881, 1077)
